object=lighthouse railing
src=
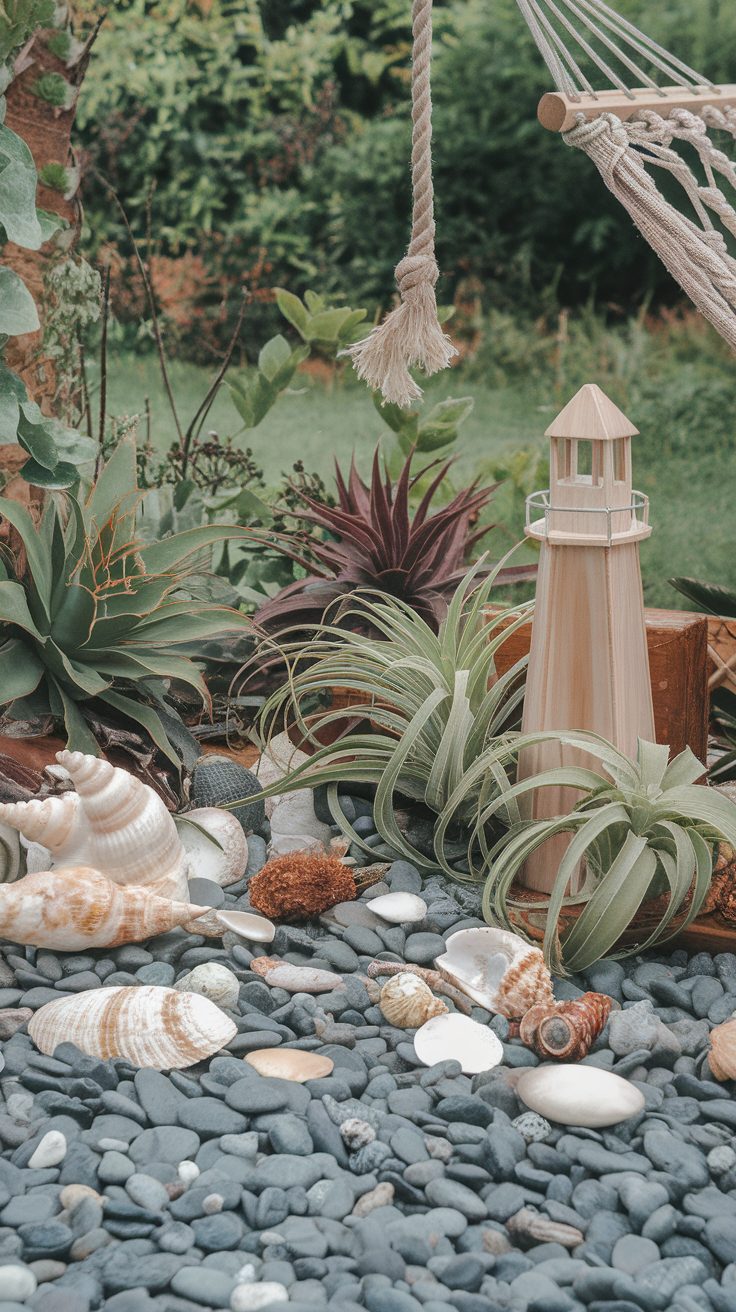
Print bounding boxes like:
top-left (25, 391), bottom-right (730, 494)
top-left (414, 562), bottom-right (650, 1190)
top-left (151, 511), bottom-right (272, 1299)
top-left (525, 489), bottom-right (649, 544)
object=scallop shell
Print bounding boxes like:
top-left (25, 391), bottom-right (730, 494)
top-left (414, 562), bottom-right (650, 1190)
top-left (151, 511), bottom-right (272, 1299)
top-left (435, 927), bottom-right (553, 1019)
top-left (413, 1013), bottom-right (504, 1075)
top-left (176, 808), bottom-right (247, 887)
top-left (0, 866), bottom-right (206, 950)
top-left (215, 910), bottom-right (275, 944)
top-left (28, 985), bottom-right (237, 1069)
top-left (708, 1018), bottom-right (736, 1081)
top-left (506, 1207), bottom-right (583, 1249)
top-left (368, 893), bottom-right (427, 925)
top-left (519, 992), bottom-right (614, 1061)
top-left (379, 973), bottom-right (448, 1028)
top-left (249, 957), bottom-right (343, 993)
top-left (0, 751), bottom-right (188, 900)
top-left (245, 1048), bottom-right (334, 1082)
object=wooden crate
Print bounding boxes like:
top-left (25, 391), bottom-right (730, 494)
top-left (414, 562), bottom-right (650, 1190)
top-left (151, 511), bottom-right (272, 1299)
top-left (487, 605), bottom-right (709, 763)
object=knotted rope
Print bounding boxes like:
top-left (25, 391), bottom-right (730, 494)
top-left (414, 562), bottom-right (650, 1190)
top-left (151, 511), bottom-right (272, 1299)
top-left (345, 0), bottom-right (456, 407)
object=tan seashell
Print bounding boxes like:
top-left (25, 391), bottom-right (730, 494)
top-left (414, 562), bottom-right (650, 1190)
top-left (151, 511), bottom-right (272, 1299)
top-left (28, 985), bottom-right (237, 1069)
top-left (0, 866), bottom-right (206, 950)
top-left (435, 927), bottom-right (554, 1019)
top-left (708, 1018), bottom-right (736, 1081)
top-left (0, 751), bottom-right (188, 900)
top-left (249, 957), bottom-right (343, 994)
top-left (379, 973), bottom-right (448, 1028)
top-left (506, 1207), bottom-right (583, 1249)
top-left (244, 1048), bottom-right (334, 1082)
top-left (519, 992), bottom-right (614, 1061)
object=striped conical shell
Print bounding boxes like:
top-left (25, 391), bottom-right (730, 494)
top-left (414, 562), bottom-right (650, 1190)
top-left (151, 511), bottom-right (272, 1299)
top-left (0, 752), bottom-right (188, 900)
top-left (0, 866), bottom-right (207, 950)
top-left (28, 985), bottom-right (237, 1069)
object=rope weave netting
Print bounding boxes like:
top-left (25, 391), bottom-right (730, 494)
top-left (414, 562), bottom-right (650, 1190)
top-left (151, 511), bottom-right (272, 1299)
top-left (516, 0), bottom-right (736, 350)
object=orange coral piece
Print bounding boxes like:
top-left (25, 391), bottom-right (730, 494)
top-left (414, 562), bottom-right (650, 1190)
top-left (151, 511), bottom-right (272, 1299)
top-left (249, 854), bottom-right (357, 921)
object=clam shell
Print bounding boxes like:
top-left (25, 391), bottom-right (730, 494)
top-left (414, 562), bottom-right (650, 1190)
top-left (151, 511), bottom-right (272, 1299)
top-left (245, 1048), bottom-right (334, 1082)
top-left (0, 752), bottom-right (188, 899)
top-left (249, 957), bottom-right (343, 993)
top-left (28, 985), bottom-right (237, 1069)
top-left (435, 927), bottom-right (553, 1019)
top-left (177, 809), bottom-right (247, 887)
top-left (379, 973), bottom-right (448, 1028)
top-left (368, 893), bottom-right (427, 925)
top-left (0, 866), bottom-right (206, 950)
top-left (516, 1063), bottom-right (645, 1127)
top-left (708, 1018), bottom-right (736, 1081)
top-left (216, 910), bottom-right (275, 944)
top-left (413, 1013), bottom-right (504, 1075)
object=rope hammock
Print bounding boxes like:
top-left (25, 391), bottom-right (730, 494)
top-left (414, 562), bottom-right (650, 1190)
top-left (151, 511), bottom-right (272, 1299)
top-left (348, 0), bottom-right (736, 407)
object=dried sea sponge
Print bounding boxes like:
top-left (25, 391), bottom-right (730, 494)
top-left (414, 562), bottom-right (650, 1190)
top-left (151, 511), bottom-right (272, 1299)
top-left (249, 853), bottom-right (357, 920)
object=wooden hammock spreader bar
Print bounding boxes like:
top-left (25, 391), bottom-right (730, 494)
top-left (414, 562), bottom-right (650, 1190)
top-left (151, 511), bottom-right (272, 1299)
top-left (539, 83), bottom-right (736, 133)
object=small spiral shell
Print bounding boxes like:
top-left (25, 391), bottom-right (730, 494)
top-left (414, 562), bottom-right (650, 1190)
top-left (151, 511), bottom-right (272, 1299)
top-left (379, 972), bottom-right (448, 1028)
top-left (519, 992), bottom-right (614, 1061)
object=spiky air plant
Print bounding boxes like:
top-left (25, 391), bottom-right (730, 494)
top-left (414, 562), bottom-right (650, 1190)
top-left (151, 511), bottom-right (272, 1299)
top-left (478, 735), bottom-right (736, 972)
top-left (254, 448), bottom-right (534, 636)
top-left (0, 437), bottom-right (252, 762)
top-left (250, 560), bottom-right (532, 869)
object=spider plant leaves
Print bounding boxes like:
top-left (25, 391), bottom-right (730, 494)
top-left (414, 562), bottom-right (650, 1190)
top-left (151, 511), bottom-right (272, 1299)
top-left (670, 575), bottom-right (736, 619)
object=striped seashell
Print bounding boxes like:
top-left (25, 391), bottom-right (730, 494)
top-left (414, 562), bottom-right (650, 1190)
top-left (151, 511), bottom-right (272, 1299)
top-left (519, 992), bottom-right (614, 1061)
top-left (378, 973), bottom-right (448, 1028)
top-left (0, 751), bottom-right (188, 900)
top-left (28, 985), bottom-right (237, 1069)
top-left (435, 927), bottom-right (554, 1019)
top-left (0, 866), bottom-right (207, 950)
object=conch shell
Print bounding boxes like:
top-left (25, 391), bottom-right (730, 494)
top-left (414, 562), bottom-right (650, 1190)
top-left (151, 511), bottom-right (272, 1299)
top-left (708, 1018), bottom-right (736, 1081)
top-left (435, 927), bottom-right (553, 1020)
top-left (0, 751), bottom-right (188, 899)
top-left (379, 972), bottom-right (448, 1028)
top-left (519, 992), bottom-right (614, 1061)
top-left (28, 985), bottom-right (237, 1069)
top-left (0, 866), bottom-right (207, 950)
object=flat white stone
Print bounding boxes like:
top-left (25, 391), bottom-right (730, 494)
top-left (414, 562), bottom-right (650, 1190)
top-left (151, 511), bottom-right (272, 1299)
top-left (368, 892), bottom-right (427, 925)
top-left (516, 1063), bottom-right (646, 1128)
top-left (216, 910), bottom-right (275, 944)
top-left (413, 1013), bottom-right (503, 1075)
top-left (230, 1281), bottom-right (289, 1311)
top-left (28, 1129), bottom-right (67, 1169)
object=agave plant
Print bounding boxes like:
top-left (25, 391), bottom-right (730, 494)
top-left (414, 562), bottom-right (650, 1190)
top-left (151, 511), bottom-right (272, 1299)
top-left (0, 437), bottom-right (252, 763)
top-left (253, 560), bottom-right (532, 868)
top-left (255, 448), bottom-right (534, 635)
top-left (478, 735), bottom-right (736, 972)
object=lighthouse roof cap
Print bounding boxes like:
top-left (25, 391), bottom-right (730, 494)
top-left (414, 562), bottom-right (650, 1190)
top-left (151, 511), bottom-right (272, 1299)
top-left (545, 383), bottom-right (639, 440)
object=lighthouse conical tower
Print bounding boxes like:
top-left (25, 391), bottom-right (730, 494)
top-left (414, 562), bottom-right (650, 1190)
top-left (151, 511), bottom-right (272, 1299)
top-left (519, 383), bottom-right (654, 895)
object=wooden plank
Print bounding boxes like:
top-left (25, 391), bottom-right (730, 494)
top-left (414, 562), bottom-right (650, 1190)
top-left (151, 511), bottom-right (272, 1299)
top-left (488, 605), bottom-right (709, 763)
top-left (538, 83), bottom-right (736, 133)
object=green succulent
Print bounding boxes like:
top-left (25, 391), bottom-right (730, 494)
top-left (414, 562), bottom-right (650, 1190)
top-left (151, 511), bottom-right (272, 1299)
top-left (479, 735), bottom-right (736, 972)
top-left (0, 437), bottom-right (252, 762)
top-left (254, 559), bottom-right (531, 868)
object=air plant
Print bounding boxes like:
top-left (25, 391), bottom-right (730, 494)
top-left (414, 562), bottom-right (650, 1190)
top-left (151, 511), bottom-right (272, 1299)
top-left (252, 559), bottom-right (532, 868)
top-left (254, 448), bottom-right (534, 635)
top-left (479, 735), bottom-right (736, 972)
top-left (0, 436), bottom-right (252, 762)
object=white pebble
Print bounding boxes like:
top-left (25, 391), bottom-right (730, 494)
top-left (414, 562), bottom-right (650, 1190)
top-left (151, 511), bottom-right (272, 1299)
top-left (230, 1283), bottom-right (289, 1312)
top-left (202, 1193), bottom-right (224, 1214)
top-left (708, 1144), bottom-right (736, 1174)
top-left (235, 1264), bottom-right (256, 1284)
top-left (178, 1160), bottom-right (200, 1185)
top-left (0, 1265), bottom-right (37, 1301)
top-left (28, 1131), bottom-right (67, 1170)
top-left (176, 962), bottom-right (240, 1011)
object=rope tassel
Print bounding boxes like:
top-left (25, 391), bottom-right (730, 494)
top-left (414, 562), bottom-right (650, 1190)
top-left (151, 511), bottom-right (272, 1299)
top-left (345, 0), bottom-right (457, 407)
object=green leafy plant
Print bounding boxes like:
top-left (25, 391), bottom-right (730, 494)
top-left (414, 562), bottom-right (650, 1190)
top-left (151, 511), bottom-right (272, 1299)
top-left (252, 560), bottom-right (532, 864)
top-left (31, 71), bottom-right (70, 106)
top-left (0, 436), bottom-right (253, 762)
top-left (479, 735), bottom-right (736, 972)
top-left (0, 0), bottom-right (54, 68)
top-left (255, 448), bottom-right (534, 635)
top-left (275, 289), bottom-right (368, 353)
top-left (38, 161), bottom-right (69, 192)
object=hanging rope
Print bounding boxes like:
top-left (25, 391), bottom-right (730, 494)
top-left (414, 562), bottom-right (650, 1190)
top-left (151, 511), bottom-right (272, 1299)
top-left (345, 0), bottom-right (456, 408)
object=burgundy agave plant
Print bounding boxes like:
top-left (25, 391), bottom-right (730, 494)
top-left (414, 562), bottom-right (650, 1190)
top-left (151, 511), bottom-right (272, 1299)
top-left (255, 449), bottom-right (534, 634)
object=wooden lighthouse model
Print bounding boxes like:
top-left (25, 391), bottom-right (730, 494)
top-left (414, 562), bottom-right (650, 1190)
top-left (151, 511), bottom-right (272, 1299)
top-left (519, 383), bottom-right (654, 894)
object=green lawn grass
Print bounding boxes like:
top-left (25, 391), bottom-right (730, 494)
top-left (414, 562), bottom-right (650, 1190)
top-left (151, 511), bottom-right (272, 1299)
top-left (104, 350), bottom-right (734, 610)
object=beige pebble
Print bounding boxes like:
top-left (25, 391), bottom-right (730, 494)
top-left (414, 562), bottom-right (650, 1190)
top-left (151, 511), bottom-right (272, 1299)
top-left (244, 1048), bottom-right (334, 1083)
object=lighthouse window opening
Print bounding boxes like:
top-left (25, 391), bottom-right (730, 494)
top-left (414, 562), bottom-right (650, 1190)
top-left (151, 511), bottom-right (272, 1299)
top-left (573, 440), bottom-right (603, 486)
top-left (613, 439), bottom-right (626, 483)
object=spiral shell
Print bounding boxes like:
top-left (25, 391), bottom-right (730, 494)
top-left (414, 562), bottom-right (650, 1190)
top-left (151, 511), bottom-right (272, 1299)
top-left (0, 751), bottom-right (188, 899)
top-left (435, 927), bottom-right (553, 1019)
top-left (708, 1018), bottom-right (736, 1081)
top-left (519, 992), bottom-right (614, 1061)
top-left (28, 985), bottom-right (237, 1069)
top-left (379, 972), bottom-right (448, 1028)
top-left (0, 866), bottom-right (207, 950)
